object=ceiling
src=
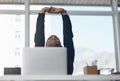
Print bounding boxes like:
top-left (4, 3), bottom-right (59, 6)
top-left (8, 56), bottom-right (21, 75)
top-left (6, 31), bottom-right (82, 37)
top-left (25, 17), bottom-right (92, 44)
top-left (0, 0), bottom-right (120, 6)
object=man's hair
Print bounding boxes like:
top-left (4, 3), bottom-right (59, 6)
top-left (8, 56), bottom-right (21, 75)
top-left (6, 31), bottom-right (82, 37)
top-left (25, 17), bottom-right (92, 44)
top-left (46, 35), bottom-right (62, 47)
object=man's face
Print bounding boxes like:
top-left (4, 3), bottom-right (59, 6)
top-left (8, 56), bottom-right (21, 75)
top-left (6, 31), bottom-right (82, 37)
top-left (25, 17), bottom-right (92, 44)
top-left (46, 35), bottom-right (61, 47)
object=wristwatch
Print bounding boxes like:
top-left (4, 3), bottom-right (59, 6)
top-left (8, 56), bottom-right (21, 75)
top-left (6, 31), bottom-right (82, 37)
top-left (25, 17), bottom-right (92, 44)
top-left (61, 10), bottom-right (67, 15)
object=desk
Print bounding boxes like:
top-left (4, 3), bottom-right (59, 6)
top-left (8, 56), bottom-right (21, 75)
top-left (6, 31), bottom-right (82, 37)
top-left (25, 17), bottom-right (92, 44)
top-left (0, 75), bottom-right (120, 81)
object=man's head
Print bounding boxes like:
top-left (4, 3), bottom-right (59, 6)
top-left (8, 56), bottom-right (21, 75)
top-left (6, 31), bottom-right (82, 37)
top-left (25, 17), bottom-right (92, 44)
top-left (46, 35), bottom-right (62, 47)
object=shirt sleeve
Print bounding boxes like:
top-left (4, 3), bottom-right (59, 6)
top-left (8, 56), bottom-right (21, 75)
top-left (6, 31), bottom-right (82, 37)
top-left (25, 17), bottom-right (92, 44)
top-left (62, 14), bottom-right (75, 74)
top-left (34, 13), bottom-right (45, 46)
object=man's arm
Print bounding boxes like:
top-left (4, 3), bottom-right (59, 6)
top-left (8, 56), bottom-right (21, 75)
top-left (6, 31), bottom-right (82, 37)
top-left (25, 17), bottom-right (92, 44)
top-left (34, 13), bottom-right (45, 46)
top-left (34, 7), bottom-right (50, 46)
top-left (62, 12), bottom-right (75, 74)
top-left (62, 15), bottom-right (74, 49)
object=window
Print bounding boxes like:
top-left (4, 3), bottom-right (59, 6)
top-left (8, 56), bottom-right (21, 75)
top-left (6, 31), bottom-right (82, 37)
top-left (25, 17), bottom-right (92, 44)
top-left (0, 14), bottom-right (25, 75)
top-left (30, 13), bottom-right (115, 75)
top-left (0, 4), bottom-right (24, 10)
top-left (71, 16), bottom-right (115, 74)
top-left (30, 5), bottom-right (111, 11)
top-left (0, 4), bottom-right (117, 75)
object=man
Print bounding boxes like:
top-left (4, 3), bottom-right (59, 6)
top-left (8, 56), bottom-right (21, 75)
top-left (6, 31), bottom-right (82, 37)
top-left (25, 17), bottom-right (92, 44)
top-left (34, 7), bottom-right (75, 74)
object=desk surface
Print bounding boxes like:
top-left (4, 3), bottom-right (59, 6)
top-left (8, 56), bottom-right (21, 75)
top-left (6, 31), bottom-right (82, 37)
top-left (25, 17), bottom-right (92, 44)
top-left (0, 75), bottom-right (120, 81)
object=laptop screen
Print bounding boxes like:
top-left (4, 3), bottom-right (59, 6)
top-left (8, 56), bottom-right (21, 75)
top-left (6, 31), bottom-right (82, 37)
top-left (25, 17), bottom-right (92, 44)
top-left (22, 47), bottom-right (67, 75)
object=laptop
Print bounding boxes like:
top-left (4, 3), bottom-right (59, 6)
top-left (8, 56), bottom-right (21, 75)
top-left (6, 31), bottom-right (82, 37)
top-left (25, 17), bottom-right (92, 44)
top-left (22, 47), bottom-right (67, 75)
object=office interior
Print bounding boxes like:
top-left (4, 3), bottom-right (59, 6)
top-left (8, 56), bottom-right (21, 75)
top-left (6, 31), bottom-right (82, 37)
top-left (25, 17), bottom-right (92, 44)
top-left (0, 0), bottom-right (120, 76)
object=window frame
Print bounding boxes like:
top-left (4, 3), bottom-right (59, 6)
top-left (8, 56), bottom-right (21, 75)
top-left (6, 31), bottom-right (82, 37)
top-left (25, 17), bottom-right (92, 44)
top-left (0, 0), bottom-right (120, 73)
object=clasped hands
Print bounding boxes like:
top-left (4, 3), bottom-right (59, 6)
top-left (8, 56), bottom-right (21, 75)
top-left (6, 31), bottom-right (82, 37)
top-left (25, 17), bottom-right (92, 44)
top-left (40, 7), bottom-right (67, 15)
